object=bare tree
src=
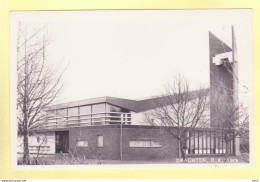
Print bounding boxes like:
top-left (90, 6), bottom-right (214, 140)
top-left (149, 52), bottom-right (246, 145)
top-left (210, 83), bottom-right (249, 160)
top-left (17, 23), bottom-right (64, 164)
top-left (144, 75), bottom-right (209, 160)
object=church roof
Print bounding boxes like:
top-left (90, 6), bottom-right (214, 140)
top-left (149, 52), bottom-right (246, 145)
top-left (49, 89), bottom-right (209, 113)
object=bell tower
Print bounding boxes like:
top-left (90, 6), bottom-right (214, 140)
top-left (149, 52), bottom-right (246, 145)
top-left (209, 26), bottom-right (238, 127)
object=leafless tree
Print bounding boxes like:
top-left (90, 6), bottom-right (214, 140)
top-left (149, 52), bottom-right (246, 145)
top-left (144, 75), bottom-right (209, 160)
top-left (210, 83), bottom-right (249, 160)
top-left (17, 23), bottom-right (65, 164)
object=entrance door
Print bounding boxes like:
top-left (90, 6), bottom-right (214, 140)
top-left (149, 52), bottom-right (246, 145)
top-left (55, 131), bottom-right (69, 153)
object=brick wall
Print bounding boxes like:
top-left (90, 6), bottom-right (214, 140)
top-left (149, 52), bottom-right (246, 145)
top-left (121, 125), bottom-right (179, 160)
top-left (69, 125), bottom-right (120, 160)
top-left (67, 125), bottom-right (179, 160)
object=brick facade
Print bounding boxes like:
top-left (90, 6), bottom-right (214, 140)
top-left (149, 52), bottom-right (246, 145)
top-left (64, 125), bottom-right (179, 160)
top-left (121, 126), bottom-right (179, 160)
top-left (69, 125), bottom-right (120, 160)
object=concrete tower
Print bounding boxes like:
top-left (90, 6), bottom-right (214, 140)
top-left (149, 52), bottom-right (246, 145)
top-left (209, 26), bottom-right (238, 127)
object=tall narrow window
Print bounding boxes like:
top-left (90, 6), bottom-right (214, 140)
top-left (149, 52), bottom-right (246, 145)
top-left (97, 135), bottom-right (103, 147)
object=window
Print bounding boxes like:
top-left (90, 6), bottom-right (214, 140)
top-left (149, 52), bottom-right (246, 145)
top-left (97, 135), bottom-right (103, 147)
top-left (79, 105), bottom-right (91, 115)
top-left (76, 140), bottom-right (88, 147)
top-left (107, 104), bottom-right (130, 113)
top-left (68, 107), bottom-right (78, 117)
top-left (79, 105), bottom-right (92, 122)
top-left (68, 107), bottom-right (79, 122)
top-left (92, 104), bottom-right (106, 121)
top-left (186, 130), bottom-right (234, 155)
top-left (47, 110), bottom-right (56, 120)
top-left (151, 141), bottom-right (162, 147)
top-left (56, 109), bottom-right (67, 122)
top-left (92, 104), bottom-right (106, 113)
top-left (56, 109), bottom-right (67, 117)
top-left (129, 140), bottom-right (162, 148)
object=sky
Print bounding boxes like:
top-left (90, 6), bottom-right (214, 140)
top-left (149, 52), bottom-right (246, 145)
top-left (10, 10), bottom-right (253, 104)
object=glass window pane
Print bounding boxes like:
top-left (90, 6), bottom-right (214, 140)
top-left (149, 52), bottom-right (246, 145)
top-left (47, 110), bottom-right (56, 116)
top-left (46, 110), bottom-right (56, 122)
top-left (211, 132), bottom-right (215, 152)
top-left (215, 136), bottom-right (219, 153)
top-left (97, 135), bottom-right (103, 147)
top-left (151, 141), bottom-right (162, 147)
top-left (143, 141), bottom-right (150, 147)
top-left (107, 104), bottom-right (130, 113)
top-left (219, 136), bottom-right (223, 154)
top-left (202, 132), bottom-right (207, 153)
top-left (79, 105), bottom-right (91, 115)
top-left (206, 132), bottom-right (211, 154)
top-left (230, 139), bottom-right (234, 154)
top-left (92, 104), bottom-right (105, 114)
top-left (56, 109), bottom-right (67, 122)
top-left (189, 132), bottom-right (195, 154)
top-left (68, 107), bottom-right (78, 116)
top-left (109, 105), bottom-right (121, 112)
top-left (76, 140), bottom-right (88, 147)
top-left (194, 132), bottom-right (199, 154)
top-left (226, 133), bottom-right (231, 154)
top-left (223, 139), bottom-right (226, 154)
top-left (56, 109), bottom-right (67, 117)
top-left (198, 132), bottom-right (203, 154)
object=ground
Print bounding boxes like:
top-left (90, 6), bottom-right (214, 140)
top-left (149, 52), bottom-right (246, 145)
top-left (17, 153), bottom-right (249, 165)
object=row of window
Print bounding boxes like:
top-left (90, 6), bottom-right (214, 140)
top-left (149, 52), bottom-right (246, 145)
top-left (50, 103), bottom-right (130, 118)
top-left (76, 137), bottom-right (162, 148)
top-left (46, 103), bottom-right (132, 125)
top-left (129, 140), bottom-right (162, 148)
top-left (185, 131), bottom-right (235, 154)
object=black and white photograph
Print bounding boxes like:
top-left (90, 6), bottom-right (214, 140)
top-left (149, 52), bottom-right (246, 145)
top-left (10, 9), bottom-right (253, 168)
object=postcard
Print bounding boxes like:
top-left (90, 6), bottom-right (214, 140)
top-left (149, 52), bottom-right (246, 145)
top-left (9, 9), bottom-right (253, 169)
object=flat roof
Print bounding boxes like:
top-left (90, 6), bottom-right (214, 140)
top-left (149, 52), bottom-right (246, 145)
top-left (49, 89), bottom-right (209, 113)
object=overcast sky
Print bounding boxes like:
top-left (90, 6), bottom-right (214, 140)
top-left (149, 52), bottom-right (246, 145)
top-left (10, 10), bottom-right (253, 104)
